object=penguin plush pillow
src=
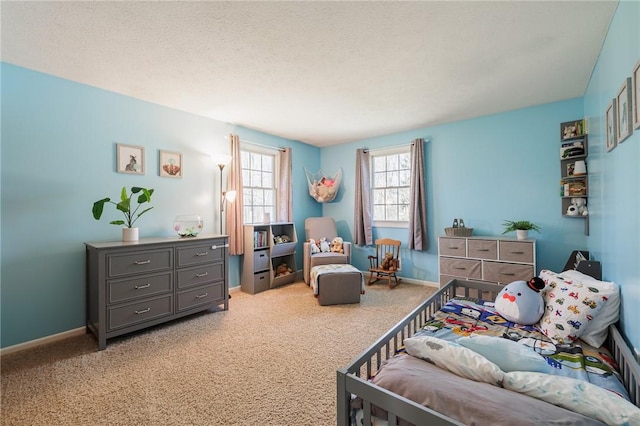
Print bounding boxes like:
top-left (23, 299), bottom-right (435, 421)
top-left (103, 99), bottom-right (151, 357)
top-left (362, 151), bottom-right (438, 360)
top-left (495, 277), bottom-right (545, 325)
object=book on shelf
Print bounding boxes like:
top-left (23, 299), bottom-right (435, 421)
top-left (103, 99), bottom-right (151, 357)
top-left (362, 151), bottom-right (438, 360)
top-left (253, 230), bottom-right (268, 248)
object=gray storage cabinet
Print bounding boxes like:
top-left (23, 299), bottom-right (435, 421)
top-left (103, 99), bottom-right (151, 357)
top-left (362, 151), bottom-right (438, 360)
top-left (86, 234), bottom-right (229, 350)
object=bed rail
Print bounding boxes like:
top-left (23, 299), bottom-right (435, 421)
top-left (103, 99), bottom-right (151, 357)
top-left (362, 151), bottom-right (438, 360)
top-left (607, 323), bottom-right (640, 407)
top-left (337, 278), bottom-right (640, 426)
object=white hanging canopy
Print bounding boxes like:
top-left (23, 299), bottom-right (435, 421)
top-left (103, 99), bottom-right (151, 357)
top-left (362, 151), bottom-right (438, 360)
top-left (305, 168), bottom-right (342, 203)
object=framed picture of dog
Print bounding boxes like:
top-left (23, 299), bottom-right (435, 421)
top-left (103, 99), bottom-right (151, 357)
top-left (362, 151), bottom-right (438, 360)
top-left (117, 143), bottom-right (145, 174)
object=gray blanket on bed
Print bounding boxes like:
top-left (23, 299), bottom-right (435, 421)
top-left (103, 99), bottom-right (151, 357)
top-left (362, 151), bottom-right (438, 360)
top-left (366, 354), bottom-right (605, 426)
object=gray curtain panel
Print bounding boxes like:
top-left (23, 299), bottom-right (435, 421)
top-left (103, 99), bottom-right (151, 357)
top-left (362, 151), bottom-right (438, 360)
top-left (354, 148), bottom-right (373, 246)
top-left (277, 147), bottom-right (293, 222)
top-left (408, 138), bottom-right (428, 250)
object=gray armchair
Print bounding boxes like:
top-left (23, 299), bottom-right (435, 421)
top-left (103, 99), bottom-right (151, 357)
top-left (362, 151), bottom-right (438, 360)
top-left (303, 217), bottom-right (351, 284)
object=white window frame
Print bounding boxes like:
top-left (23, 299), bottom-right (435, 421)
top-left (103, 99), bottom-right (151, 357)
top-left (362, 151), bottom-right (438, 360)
top-left (240, 144), bottom-right (280, 225)
top-left (370, 145), bottom-right (411, 229)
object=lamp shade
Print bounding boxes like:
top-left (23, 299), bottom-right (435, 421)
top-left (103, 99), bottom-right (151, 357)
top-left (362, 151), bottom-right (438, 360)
top-left (574, 160), bottom-right (587, 175)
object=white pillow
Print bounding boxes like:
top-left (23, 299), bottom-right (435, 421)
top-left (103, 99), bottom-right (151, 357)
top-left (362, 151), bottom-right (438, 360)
top-left (559, 269), bottom-right (620, 347)
top-left (503, 371), bottom-right (640, 426)
top-left (404, 335), bottom-right (504, 386)
top-left (457, 335), bottom-right (550, 373)
top-left (537, 270), bottom-right (616, 344)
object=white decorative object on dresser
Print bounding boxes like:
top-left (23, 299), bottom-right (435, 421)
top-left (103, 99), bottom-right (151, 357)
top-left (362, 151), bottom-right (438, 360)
top-left (85, 233), bottom-right (229, 350)
top-left (438, 236), bottom-right (536, 286)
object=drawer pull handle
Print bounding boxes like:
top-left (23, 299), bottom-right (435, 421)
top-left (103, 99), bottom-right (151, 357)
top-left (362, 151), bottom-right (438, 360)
top-left (454, 267), bottom-right (466, 270)
top-left (510, 251), bottom-right (524, 255)
top-left (134, 283), bottom-right (151, 289)
top-left (196, 251), bottom-right (209, 257)
top-left (501, 272), bottom-right (516, 276)
top-left (195, 272), bottom-right (209, 277)
top-left (134, 308), bottom-right (151, 314)
top-left (448, 247), bottom-right (459, 249)
top-left (477, 249), bottom-right (490, 252)
top-left (134, 260), bottom-right (151, 265)
top-left (195, 293), bottom-right (209, 299)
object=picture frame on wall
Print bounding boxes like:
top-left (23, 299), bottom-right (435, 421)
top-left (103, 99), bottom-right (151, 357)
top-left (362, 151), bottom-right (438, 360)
top-left (117, 143), bottom-right (145, 174)
top-left (616, 77), bottom-right (633, 143)
top-left (606, 99), bottom-right (617, 152)
top-left (633, 60), bottom-right (640, 130)
top-left (159, 150), bottom-right (183, 178)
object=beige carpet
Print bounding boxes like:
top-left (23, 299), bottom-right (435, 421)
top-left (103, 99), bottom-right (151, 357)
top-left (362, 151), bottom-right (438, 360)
top-left (1, 281), bottom-right (436, 426)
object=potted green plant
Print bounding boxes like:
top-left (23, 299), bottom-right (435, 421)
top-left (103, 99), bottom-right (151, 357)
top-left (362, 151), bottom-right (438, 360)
top-left (502, 220), bottom-right (541, 240)
top-left (92, 186), bottom-right (154, 241)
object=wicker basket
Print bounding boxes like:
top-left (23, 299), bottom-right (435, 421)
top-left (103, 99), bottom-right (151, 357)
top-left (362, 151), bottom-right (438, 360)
top-left (444, 227), bottom-right (473, 237)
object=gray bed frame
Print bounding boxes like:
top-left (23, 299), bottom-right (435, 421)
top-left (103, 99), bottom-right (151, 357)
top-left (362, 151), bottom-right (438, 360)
top-left (337, 278), bottom-right (640, 426)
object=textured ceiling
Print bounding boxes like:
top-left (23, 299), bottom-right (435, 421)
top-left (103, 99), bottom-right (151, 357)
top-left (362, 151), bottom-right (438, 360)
top-left (1, 1), bottom-right (617, 147)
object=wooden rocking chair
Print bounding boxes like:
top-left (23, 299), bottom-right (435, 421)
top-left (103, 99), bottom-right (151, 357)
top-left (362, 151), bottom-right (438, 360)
top-left (367, 238), bottom-right (401, 288)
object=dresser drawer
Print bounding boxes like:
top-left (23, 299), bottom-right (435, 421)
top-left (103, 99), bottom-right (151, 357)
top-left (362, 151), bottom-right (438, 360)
top-left (254, 250), bottom-right (269, 272)
top-left (177, 241), bottom-right (226, 267)
top-left (438, 238), bottom-right (467, 257)
top-left (108, 294), bottom-right (173, 331)
top-left (107, 249), bottom-right (173, 278)
top-left (483, 261), bottom-right (534, 284)
top-left (177, 283), bottom-right (224, 312)
top-left (439, 257), bottom-right (481, 280)
top-left (176, 264), bottom-right (224, 289)
top-left (499, 241), bottom-right (534, 263)
top-left (468, 239), bottom-right (497, 260)
top-left (108, 272), bottom-right (173, 304)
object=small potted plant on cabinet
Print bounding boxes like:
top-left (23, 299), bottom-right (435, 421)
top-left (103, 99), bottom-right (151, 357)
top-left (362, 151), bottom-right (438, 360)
top-left (92, 186), bottom-right (154, 241)
top-left (502, 220), bottom-right (541, 240)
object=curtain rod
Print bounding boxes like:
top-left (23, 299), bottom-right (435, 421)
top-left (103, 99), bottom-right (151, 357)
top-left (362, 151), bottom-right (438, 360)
top-left (362, 138), bottom-right (429, 153)
top-left (231, 136), bottom-right (286, 152)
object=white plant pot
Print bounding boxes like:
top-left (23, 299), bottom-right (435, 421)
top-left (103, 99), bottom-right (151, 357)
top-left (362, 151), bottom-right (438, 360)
top-left (122, 227), bottom-right (139, 242)
top-left (516, 230), bottom-right (529, 240)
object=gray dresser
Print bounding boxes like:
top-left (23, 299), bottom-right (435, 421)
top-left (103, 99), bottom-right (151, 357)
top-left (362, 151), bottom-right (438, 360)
top-left (438, 236), bottom-right (536, 286)
top-left (85, 233), bottom-right (228, 350)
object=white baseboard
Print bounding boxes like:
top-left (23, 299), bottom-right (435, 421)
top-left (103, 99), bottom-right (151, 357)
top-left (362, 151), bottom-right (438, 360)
top-left (1, 327), bottom-right (87, 357)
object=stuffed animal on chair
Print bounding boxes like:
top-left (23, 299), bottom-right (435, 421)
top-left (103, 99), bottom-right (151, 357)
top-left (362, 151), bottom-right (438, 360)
top-left (495, 277), bottom-right (545, 325)
top-left (319, 237), bottom-right (330, 253)
top-left (330, 237), bottom-right (344, 254)
top-left (308, 238), bottom-right (320, 254)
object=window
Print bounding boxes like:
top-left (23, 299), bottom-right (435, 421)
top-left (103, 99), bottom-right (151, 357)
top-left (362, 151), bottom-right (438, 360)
top-left (371, 147), bottom-right (411, 226)
top-left (241, 147), bottom-right (277, 224)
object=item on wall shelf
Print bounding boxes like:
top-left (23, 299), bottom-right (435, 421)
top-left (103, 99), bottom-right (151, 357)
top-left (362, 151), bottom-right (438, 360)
top-left (173, 215), bottom-right (203, 237)
top-left (92, 186), bottom-right (154, 242)
top-left (573, 160), bottom-right (587, 176)
top-left (502, 220), bottom-right (540, 241)
top-left (117, 143), bottom-right (145, 174)
top-left (616, 77), bottom-right (633, 144)
top-left (633, 60), bottom-right (640, 130)
top-left (159, 150), bottom-right (182, 178)
top-left (560, 140), bottom-right (585, 159)
top-left (304, 168), bottom-right (342, 203)
top-left (560, 119), bottom-right (586, 140)
top-left (606, 99), bottom-right (618, 152)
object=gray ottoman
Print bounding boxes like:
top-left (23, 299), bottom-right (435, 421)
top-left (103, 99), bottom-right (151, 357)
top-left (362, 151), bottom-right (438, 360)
top-left (310, 264), bottom-right (363, 306)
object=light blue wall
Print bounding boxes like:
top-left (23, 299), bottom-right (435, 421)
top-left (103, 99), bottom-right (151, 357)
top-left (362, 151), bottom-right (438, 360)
top-left (0, 63), bottom-right (319, 348)
top-left (2, 2), bottom-right (637, 351)
top-left (322, 99), bottom-right (587, 280)
top-left (583, 0), bottom-right (640, 351)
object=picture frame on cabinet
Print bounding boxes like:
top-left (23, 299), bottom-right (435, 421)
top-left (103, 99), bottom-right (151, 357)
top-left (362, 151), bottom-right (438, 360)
top-left (159, 150), bottom-right (183, 178)
top-left (616, 77), bottom-right (633, 143)
top-left (606, 99), bottom-right (617, 152)
top-left (117, 143), bottom-right (145, 174)
top-left (633, 60), bottom-right (640, 130)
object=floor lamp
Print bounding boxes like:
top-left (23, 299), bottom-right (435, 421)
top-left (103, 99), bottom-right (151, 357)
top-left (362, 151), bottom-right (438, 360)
top-left (216, 155), bottom-right (236, 234)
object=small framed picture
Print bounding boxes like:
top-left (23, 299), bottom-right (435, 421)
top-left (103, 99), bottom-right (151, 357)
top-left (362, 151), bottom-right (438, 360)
top-left (560, 119), bottom-right (585, 140)
top-left (117, 143), bottom-right (145, 174)
top-left (633, 60), bottom-right (640, 130)
top-left (606, 99), bottom-right (617, 152)
top-left (616, 77), bottom-right (633, 143)
top-left (159, 150), bottom-right (183, 178)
